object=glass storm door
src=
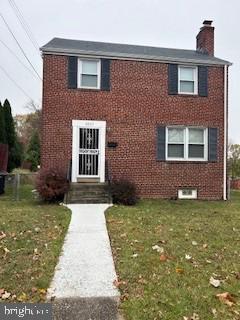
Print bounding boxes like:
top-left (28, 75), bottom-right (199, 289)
top-left (78, 128), bottom-right (100, 177)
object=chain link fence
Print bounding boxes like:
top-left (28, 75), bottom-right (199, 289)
top-left (3, 173), bottom-right (37, 201)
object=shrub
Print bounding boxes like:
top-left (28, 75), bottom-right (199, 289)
top-left (110, 179), bottom-right (138, 205)
top-left (25, 130), bottom-right (40, 172)
top-left (36, 168), bottom-right (69, 202)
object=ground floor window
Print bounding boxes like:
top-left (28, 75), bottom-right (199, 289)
top-left (166, 127), bottom-right (207, 161)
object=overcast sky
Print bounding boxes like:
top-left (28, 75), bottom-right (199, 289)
top-left (0, 0), bottom-right (239, 142)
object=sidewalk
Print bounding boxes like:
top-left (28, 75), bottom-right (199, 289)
top-left (47, 204), bottom-right (120, 320)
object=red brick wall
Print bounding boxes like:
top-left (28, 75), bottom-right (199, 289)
top-left (41, 54), bottom-right (225, 199)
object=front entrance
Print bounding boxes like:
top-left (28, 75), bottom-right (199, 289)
top-left (71, 120), bottom-right (106, 183)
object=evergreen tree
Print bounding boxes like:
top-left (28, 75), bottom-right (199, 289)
top-left (7, 138), bottom-right (23, 171)
top-left (25, 130), bottom-right (40, 171)
top-left (2, 99), bottom-right (22, 171)
top-left (3, 99), bottom-right (15, 148)
top-left (0, 102), bottom-right (7, 143)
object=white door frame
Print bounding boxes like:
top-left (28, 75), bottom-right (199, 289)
top-left (71, 120), bottom-right (106, 183)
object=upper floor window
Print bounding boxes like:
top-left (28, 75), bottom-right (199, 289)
top-left (166, 127), bottom-right (207, 161)
top-left (178, 66), bottom-right (198, 95)
top-left (78, 59), bottom-right (101, 89)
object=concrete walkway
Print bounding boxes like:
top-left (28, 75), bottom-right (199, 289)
top-left (47, 204), bottom-right (120, 320)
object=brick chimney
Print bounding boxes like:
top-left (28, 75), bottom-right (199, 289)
top-left (196, 20), bottom-right (214, 56)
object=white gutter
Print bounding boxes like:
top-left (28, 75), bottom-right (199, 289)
top-left (223, 64), bottom-right (228, 200)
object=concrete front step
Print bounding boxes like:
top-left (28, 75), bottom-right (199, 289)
top-left (69, 191), bottom-right (109, 196)
top-left (68, 198), bottom-right (110, 204)
top-left (52, 297), bottom-right (119, 320)
top-left (70, 183), bottom-right (108, 190)
top-left (66, 183), bottom-right (111, 204)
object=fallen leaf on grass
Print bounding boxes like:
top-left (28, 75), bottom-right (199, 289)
top-left (17, 293), bottom-right (27, 302)
top-left (185, 254), bottom-right (192, 260)
top-left (138, 278), bottom-right (147, 284)
top-left (113, 279), bottom-right (126, 288)
top-left (183, 313), bottom-right (200, 320)
top-left (158, 239), bottom-right (167, 244)
top-left (192, 241), bottom-right (198, 246)
top-left (211, 308), bottom-right (217, 317)
top-left (39, 289), bottom-right (46, 295)
top-left (176, 268), bottom-right (184, 274)
top-left (120, 293), bottom-right (129, 301)
top-left (203, 243), bottom-right (208, 249)
top-left (233, 310), bottom-right (240, 316)
top-left (152, 245), bottom-right (164, 253)
top-left (2, 247), bottom-right (10, 259)
top-left (0, 232), bottom-right (6, 240)
top-left (33, 248), bottom-right (40, 261)
top-left (1, 291), bottom-right (11, 300)
top-left (132, 253), bottom-right (138, 258)
top-left (120, 233), bottom-right (127, 238)
top-left (160, 254), bottom-right (167, 262)
top-left (210, 276), bottom-right (221, 288)
top-left (216, 292), bottom-right (236, 307)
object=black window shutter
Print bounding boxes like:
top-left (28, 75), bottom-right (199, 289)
top-left (198, 66), bottom-right (208, 97)
top-left (157, 126), bottom-right (166, 160)
top-left (208, 128), bottom-right (218, 161)
top-left (101, 59), bottom-right (111, 91)
top-left (68, 56), bottom-right (78, 89)
top-left (168, 64), bottom-right (178, 95)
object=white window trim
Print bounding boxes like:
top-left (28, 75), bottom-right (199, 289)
top-left (166, 127), bottom-right (208, 161)
top-left (178, 66), bottom-right (198, 95)
top-left (78, 58), bottom-right (101, 89)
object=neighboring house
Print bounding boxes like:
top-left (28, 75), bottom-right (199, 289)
top-left (40, 20), bottom-right (231, 200)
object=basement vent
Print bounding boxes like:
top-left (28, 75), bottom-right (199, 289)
top-left (178, 188), bottom-right (197, 199)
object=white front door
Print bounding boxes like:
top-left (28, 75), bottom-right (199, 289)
top-left (72, 120), bottom-right (106, 183)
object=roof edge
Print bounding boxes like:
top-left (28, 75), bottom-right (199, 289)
top-left (40, 47), bottom-right (232, 66)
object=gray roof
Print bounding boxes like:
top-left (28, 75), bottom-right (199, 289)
top-left (41, 37), bottom-right (231, 66)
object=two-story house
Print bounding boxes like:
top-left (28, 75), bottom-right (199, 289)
top-left (40, 20), bottom-right (231, 200)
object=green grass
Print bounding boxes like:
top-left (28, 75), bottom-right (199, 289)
top-left (106, 192), bottom-right (240, 320)
top-left (0, 185), bottom-right (71, 302)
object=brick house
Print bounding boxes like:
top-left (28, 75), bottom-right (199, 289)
top-left (40, 20), bottom-right (231, 200)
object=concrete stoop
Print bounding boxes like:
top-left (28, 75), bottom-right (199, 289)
top-left (52, 297), bottom-right (119, 320)
top-left (65, 183), bottom-right (111, 204)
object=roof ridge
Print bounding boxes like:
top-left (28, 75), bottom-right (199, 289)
top-left (44, 37), bottom-right (199, 54)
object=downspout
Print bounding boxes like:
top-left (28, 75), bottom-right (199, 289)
top-left (223, 64), bottom-right (228, 200)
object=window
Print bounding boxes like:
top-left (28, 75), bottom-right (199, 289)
top-left (78, 59), bottom-right (100, 89)
top-left (167, 127), bottom-right (207, 161)
top-left (188, 128), bottom-right (204, 158)
top-left (178, 66), bottom-right (197, 94)
top-left (178, 189), bottom-right (197, 199)
top-left (167, 128), bottom-right (185, 158)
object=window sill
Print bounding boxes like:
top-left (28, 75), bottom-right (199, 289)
top-left (71, 88), bottom-right (101, 92)
top-left (178, 93), bottom-right (199, 97)
top-left (170, 93), bottom-right (207, 98)
top-left (157, 160), bottom-right (212, 164)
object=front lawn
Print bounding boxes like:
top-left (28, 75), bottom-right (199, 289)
top-left (0, 185), bottom-right (71, 302)
top-left (106, 191), bottom-right (240, 320)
